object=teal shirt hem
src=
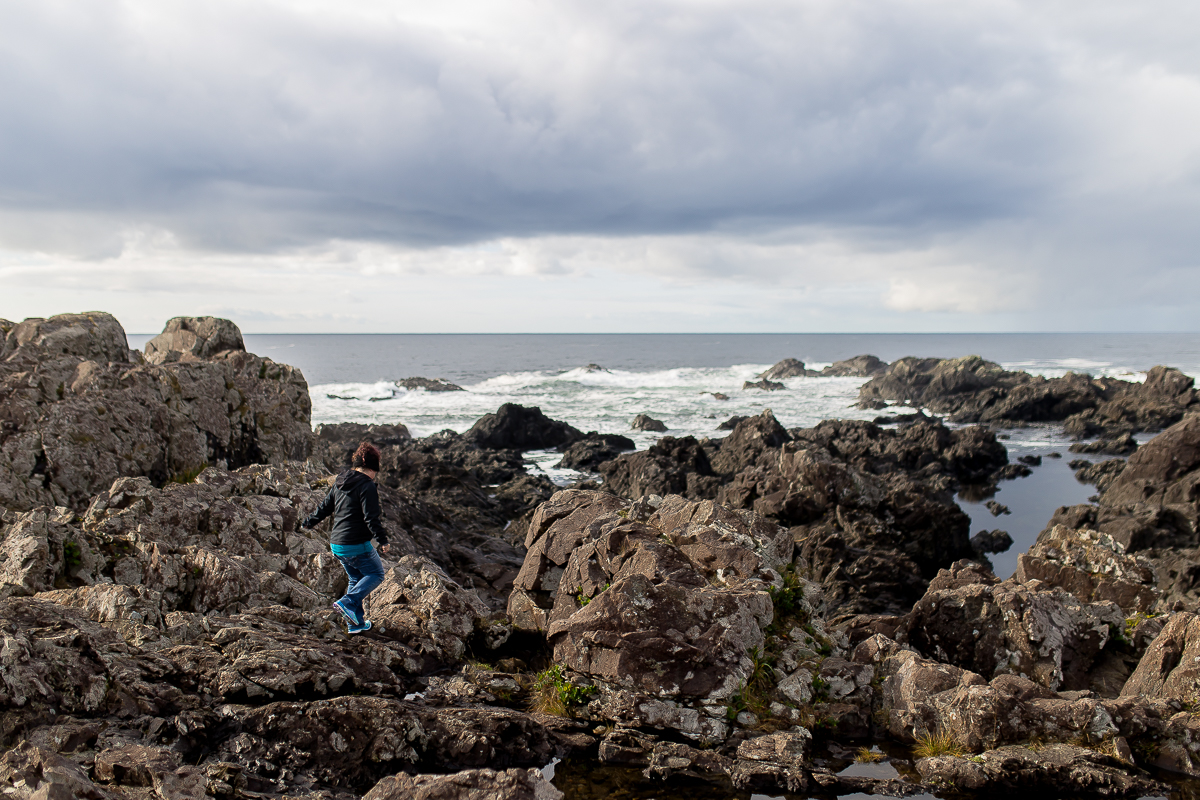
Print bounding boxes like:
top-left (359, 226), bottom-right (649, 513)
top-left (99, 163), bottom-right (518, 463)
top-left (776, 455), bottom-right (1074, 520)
top-left (331, 541), bottom-right (374, 557)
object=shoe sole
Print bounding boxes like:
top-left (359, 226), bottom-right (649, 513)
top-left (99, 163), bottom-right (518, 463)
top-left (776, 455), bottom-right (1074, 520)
top-left (348, 621), bottom-right (373, 635)
top-left (332, 601), bottom-right (361, 627)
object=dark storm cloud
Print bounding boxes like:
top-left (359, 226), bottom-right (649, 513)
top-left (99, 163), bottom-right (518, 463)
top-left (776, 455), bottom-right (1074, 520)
top-left (0, 0), bottom-right (1104, 252)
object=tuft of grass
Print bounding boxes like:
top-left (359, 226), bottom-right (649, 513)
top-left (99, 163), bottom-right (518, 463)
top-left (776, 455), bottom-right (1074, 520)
top-left (528, 665), bottom-right (594, 717)
top-left (169, 464), bottom-right (207, 484)
top-left (913, 730), bottom-right (968, 759)
top-left (768, 566), bottom-right (805, 617)
top-left (855, 747), bottom-right (885, 763)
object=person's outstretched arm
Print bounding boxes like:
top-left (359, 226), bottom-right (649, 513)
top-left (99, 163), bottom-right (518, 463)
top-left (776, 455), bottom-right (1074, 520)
top-left (299, 485), bottom-right (335, 530)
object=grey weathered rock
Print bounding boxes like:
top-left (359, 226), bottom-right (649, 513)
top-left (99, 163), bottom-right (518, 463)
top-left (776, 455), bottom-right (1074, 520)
top-left (0, 313), bottom-right (311, 512)
top-left (630, 414), bottom-right (667, 432)
top-left (857, 356), bottom-right (1196, 437)
top-left (917, 744), bottom-right (1166, 798)
top-left (397, 377), bottom-right (465, 392)
top-left (143, 316), bottom-right (244, 364)
top-left (1070, 433), bottom-right (1139, 456)
top-left (821, 355), bottom-right (888, 377)
top-left (509, 490), bottom-right (795, 736)
top-left (1121, 612), bottom-right (1200, 701)
top-left (900, 561), bottom-right (1124, 691)
top-left (759, 358), bottom-right (818, 380)
top-left (1016, 526), bottom-right (1159, 613)
top-left (363, 768), bottom-right (564, 800)
top-left (743, 378), bottom-right (785, 391)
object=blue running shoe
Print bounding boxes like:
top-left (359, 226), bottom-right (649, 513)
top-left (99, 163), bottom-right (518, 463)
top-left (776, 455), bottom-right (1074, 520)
top-left (348, 619), bottom-right (373, 635)
top-left (333, 599), bottom-right (362, 627)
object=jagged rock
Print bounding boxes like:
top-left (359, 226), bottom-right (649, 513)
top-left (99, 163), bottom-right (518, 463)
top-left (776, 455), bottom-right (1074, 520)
top-left (0, 742), bottom-right (113, 799)
top-left (1019, 454), bottom-right (1042, 466)
top-left (1121, 612), bottom-right (1200, 701)
top-left (717, 415), bottom-right (748, 431)
top-left (1016, 526), bottom-right (1159, 613)
top-left (971, 529), bottom-right (1012, 555)
top-left (743, 378), bottom-right (784, 391)
top-left (465, 404), bottom-right (583, 451)
top-left (1102, 414), bottom-right (1200, 507)
top-left (630, 414), bottom-right (667, 432)
top-left (759, 358), bottom-right (818, 380)
top-left (1071, 458), bottom-right (1127, 492)
top-left (1070, 434), bottom-right (1139, 456)
top-left (710, 410), bottom-right (790, 475)
top-left (363, 768), bottom-right (564, 800)
top-left (555, 433), bottom-right (635, 471)
top-left (143, 316), bottom-right (244, 364)
top-left (509, 491), bottom-right (792, 724)
top-left (821, 355), bottom-right (888, 377)
top-left (369, 555), bottom-right (500, 665)
top-left (857, 356), bottom-right (1196, 437)
top-left (0, 313), bottom-right (311, 512)
top-left (598, 436), bottom-right (721, 500)
top-left (397, 377), bottom-right (465, 392)
top-left (917, 744), bottom-right (1166, 798)
top-left (900, 561), bottom-right (1124, 691)
top-left (986, 500), bottom-right (1011, 516)
top-left (788, 418), bottom-right (1008, 485)
top-left (728, 730), bottom-right (812, 792)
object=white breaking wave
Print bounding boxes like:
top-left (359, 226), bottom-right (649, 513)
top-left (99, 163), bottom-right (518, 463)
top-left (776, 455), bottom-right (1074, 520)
top-left (312, 365), bottom-right (881, 446)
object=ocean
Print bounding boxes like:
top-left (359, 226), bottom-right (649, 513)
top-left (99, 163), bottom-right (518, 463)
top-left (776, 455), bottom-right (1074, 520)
top-left (128, 331), bottom-right (1200, 579)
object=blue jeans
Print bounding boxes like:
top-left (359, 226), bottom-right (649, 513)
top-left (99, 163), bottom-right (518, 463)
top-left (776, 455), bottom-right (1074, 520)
top-left (334, 548), bottom-right (386, 622)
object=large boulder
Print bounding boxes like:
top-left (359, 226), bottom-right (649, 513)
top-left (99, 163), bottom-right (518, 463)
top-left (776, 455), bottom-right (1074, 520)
top-left (759, 358), bottom-right (819, 380)
top-left (465, 404), bottom-right (583, 451)
top-left (1121, 612), bottom-right (1200, 702)
top-left (900, 561), bottom-right (1124, 691)
top-left (821, 355), bottom-right (888, 378)
top-left (555, 433), bottom-right (635, 471)
top-left (509, 491), bottom-right (792, 714)
top-left (1015, 526), bottom-right (1159, 613)
top-left (0, 313), bottom-right (312, 512)
top-left (143, 316), bottom-right (245, 364)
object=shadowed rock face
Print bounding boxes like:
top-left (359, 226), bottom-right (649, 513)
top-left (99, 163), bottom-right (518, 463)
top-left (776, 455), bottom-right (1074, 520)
top-left (465, 403), bottom-right (583, 451)
top-left (0, 313), bottom-right (311, 512)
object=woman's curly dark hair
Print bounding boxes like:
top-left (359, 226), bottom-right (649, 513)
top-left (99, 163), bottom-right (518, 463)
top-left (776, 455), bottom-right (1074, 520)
top-left (351, 442), bottom-right (381, 472)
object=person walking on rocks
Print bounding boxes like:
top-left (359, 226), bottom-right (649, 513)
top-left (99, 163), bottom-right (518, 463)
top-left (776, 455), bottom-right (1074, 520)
top-left (298, 442), bottom-right (391, 634)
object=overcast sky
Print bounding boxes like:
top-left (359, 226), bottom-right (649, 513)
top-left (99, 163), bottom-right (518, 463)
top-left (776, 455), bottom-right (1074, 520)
top-left (1, 0), bottom-right (1198, 333)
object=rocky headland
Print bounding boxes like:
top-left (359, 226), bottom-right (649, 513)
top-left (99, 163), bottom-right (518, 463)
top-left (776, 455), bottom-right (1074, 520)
top-left (2, 321), bottom-right (1199, 800)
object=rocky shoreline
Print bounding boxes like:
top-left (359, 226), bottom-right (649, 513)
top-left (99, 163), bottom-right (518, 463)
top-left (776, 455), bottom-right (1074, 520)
top-left (2, 314), bottom-right (1200, 799)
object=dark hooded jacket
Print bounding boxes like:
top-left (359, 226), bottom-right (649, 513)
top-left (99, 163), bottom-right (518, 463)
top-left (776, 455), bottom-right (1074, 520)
top-left (301, 469), bottom-right (389, 547)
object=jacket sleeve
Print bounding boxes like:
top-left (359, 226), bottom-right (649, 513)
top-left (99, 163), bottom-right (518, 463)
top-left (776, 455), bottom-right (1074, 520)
top-left (301, 486), bottom-right (336, 529)
top-left (360, 482), bottom-right (389, 546)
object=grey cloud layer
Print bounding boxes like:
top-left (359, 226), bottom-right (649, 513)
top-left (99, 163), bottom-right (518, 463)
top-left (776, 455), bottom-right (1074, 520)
top-left (0, 0), bottom-right (1148, 251)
